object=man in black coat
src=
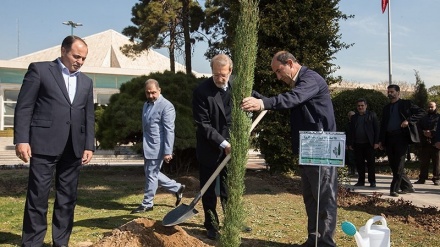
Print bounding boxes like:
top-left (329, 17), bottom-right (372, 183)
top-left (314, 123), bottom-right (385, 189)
top-left (379, 84), bottom-right (425, 197)
top-left (414, 101), bottom-right (440, 185)
top-left (192, 54), bottom-right (233, 240)
top-left (348, 98), bottom-right (380, 187)
top-left (241, 51), bottom-right (337, 247)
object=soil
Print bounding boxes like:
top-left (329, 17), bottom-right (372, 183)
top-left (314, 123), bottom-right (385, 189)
top-left (90, 175), bottom-right (214, 247)
top-left (91, 218), bottom-right (212, 247)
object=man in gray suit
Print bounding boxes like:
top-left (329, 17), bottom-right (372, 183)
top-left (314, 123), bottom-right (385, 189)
top-left (14, 36), bottom-right (95, 247)
top-left (131, 79), bottom-right (185, 214)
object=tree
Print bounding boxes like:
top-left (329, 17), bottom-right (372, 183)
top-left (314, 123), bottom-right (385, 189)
top-left (411, 70), bottom-right (428, 108)
top-left (221, 0), bottom-right (259, 245)
top-left (428, 85), bottom-right (440, 104)
top-left (202, 0), bottom-right (353, 173)
top-left (122, 0), bottom-right (204, 74)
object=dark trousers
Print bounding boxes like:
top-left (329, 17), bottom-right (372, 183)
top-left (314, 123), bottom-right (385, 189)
top-left (385, 134), bottom-right (413, 193)
top-left (199, 161), bottom-right (228, 231)
top-left (418, 145), bottom-right (440, 182)
top-left (21, 138), bottom-right (82, 247)
top-left (354, 143), bottom-right (376, 184)
top-left (300, 166), bottom-right (337, 247)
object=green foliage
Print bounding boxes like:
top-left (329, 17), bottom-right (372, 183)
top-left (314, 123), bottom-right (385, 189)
top-left (428, 85), bottom-right (440, 104)
top-left (202, 0), bottom-right (354, 174)
top-left (122, 0), bottom-right (204, 73)
top-left (411, 70), bottom-right (428, 108)
top-left (221, 0), bottom-right (259, 246)
top-left (332, 88), bottom-right (389, 132)
top-left (96, 71), bottom-right (202, 158)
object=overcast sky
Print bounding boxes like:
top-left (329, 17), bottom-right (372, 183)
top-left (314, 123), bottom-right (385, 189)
top-left (0, 0), bottom-right (438, 87)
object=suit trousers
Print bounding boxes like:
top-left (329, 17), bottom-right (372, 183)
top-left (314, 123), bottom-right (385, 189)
top-left (417, 145), bottom-right (440, 182)
top-left (21, 136), bottom-right (82, 247)
top-left (300, 165), bottom-right (337, 247)
top-left (354, 143), bottom-right (376, 184)
top-left (142, 158), bottom-right (181, 207)
top-left (199, 162), bottom-right (228, 231)
top-left (385, 134), bottom-right (413, 193)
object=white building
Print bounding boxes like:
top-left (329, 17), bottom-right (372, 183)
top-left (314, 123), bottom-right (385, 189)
top-left (0, 29), bottom-right (206, 130)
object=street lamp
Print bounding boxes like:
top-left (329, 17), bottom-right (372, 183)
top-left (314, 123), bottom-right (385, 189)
top-left (62, 21), bottom-right (83, 35)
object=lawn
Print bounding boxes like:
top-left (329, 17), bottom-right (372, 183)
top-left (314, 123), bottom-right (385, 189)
top-left (0, 164), bottom-right (439, 247)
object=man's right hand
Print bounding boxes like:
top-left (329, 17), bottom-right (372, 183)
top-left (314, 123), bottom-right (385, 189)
top-left (15, 143), bottom-right (32, 163)
top-left (225, 144), bottom-right (231, 155)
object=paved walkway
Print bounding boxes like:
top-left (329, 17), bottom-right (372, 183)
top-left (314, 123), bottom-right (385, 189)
top-left (348, 174), bottom-right (440, 209)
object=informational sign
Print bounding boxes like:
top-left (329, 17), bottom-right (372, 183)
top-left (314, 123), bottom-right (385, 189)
top-left (299, 131), bottom-right (346, 167)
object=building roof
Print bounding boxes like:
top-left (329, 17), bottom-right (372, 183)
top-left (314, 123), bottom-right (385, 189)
top-left (4, 29), bottom-right (204, 77)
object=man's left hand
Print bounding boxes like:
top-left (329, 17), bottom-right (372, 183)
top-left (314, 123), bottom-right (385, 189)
top-left (82, 150), bottom-right (93, 164)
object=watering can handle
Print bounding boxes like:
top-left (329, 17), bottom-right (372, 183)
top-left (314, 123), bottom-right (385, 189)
top-left (364, 215), bottom-right (388, 234)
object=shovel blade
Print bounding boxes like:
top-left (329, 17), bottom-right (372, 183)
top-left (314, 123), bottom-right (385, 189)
top-left (162, 203), bottom-right (199, 226)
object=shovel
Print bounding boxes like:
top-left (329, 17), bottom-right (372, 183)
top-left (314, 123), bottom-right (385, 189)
top-left (162, 110), bottom-right (268, 226)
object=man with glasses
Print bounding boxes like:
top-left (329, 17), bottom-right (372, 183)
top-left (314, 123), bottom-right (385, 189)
top-left (241, 51), bottom-right (337, 247)
top-left (347, 98), bottom-right (380, 187)
top-left (192, 54), bottom-right (233, 240)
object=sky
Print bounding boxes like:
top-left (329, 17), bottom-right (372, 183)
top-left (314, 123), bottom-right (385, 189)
top-left (0, 0), bottom-right (439, 88)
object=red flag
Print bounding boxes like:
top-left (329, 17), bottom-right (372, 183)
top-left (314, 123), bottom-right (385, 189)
top-left (382, 0), bottom-right (389, 13)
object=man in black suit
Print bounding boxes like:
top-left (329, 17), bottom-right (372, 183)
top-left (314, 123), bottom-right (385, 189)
top-left (348, 98), bottom-right (380, 187)
top-left (14, 35), bottom-right (95, 247)
top-left (192, 54), bottom-right (232, 240)
top-left (379, 84), bottom-right (425, 197)
top-left (414, 101), bottom-right (440, 185)
top-left (241, 51), bottom-right (337, 247)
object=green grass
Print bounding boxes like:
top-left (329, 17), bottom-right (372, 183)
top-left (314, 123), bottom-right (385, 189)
top-left (0, 164), bottom-right (439, 247)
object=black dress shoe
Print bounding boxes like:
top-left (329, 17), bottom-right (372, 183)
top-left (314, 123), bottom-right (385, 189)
top-left (354, 182), bottom-right (364, 186)
top-left (175, 185), bottom-right (185, 207)
top-left (389, 192), bottom-right (399, 197)
top-left (370, 182), bottom-right (376, 187)
top-left (414, 180), bottom-right (425, 184)
top-left (402, 188), bottom-right (415, 193)
top-left (130, 205), bottom-right (153, 214)
top-left (207, 229), bottom-right (218, 240)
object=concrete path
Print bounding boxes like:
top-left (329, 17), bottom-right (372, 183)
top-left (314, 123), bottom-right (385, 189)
top-left (348, 174), bottom-right (440, 209)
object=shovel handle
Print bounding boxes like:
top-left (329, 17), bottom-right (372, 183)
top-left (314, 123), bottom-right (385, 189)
top-left (191, 110), bottom-right (268, 206)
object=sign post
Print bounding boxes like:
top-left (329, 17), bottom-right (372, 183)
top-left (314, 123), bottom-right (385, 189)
top-left (299, 131), bottom-right (346, 247)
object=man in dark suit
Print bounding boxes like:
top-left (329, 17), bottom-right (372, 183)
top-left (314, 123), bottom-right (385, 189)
top-left (192, 54), bottom-right (232, 240)
top-left (241, 51), bottom-right (337, 247)
top-left (348, 98), bottom-right (380, 187)
top-left (14, 35), bottom-right (95, 247)
top-left (378, 84), bottom-right (425, 197)
top-left (414, 101), bottom-right (440, 185)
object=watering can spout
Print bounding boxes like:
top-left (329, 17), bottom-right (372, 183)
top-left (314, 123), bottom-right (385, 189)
top-left (342, 216), bottom-right (390, 247)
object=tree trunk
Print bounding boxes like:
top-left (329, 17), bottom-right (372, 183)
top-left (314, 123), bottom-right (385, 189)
top-left (182, 0), bottom-right (192, 74)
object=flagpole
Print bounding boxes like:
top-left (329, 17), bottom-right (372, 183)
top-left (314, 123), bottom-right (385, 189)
top-left (387, 0), bottom-right (392, 85)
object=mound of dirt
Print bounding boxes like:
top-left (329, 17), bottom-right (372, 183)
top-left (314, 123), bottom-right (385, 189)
top-left (91, 218), bottom-right (212, 247)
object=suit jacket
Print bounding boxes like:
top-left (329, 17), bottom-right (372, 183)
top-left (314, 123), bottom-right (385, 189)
top-left (14, 60), bottom-right (95, 158)
top-left (142, 95), bottom-right (175, 159)
top-left (379, 99), bottom-right (425, 145)
top-left (347, 111), bottom-right (380, 147)
top-left (192, 77), bottom-right (231, 166)
top-left (417, 111), bottom-right (439, 146)
top-left (253, 66), bottom-right (336, 154)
